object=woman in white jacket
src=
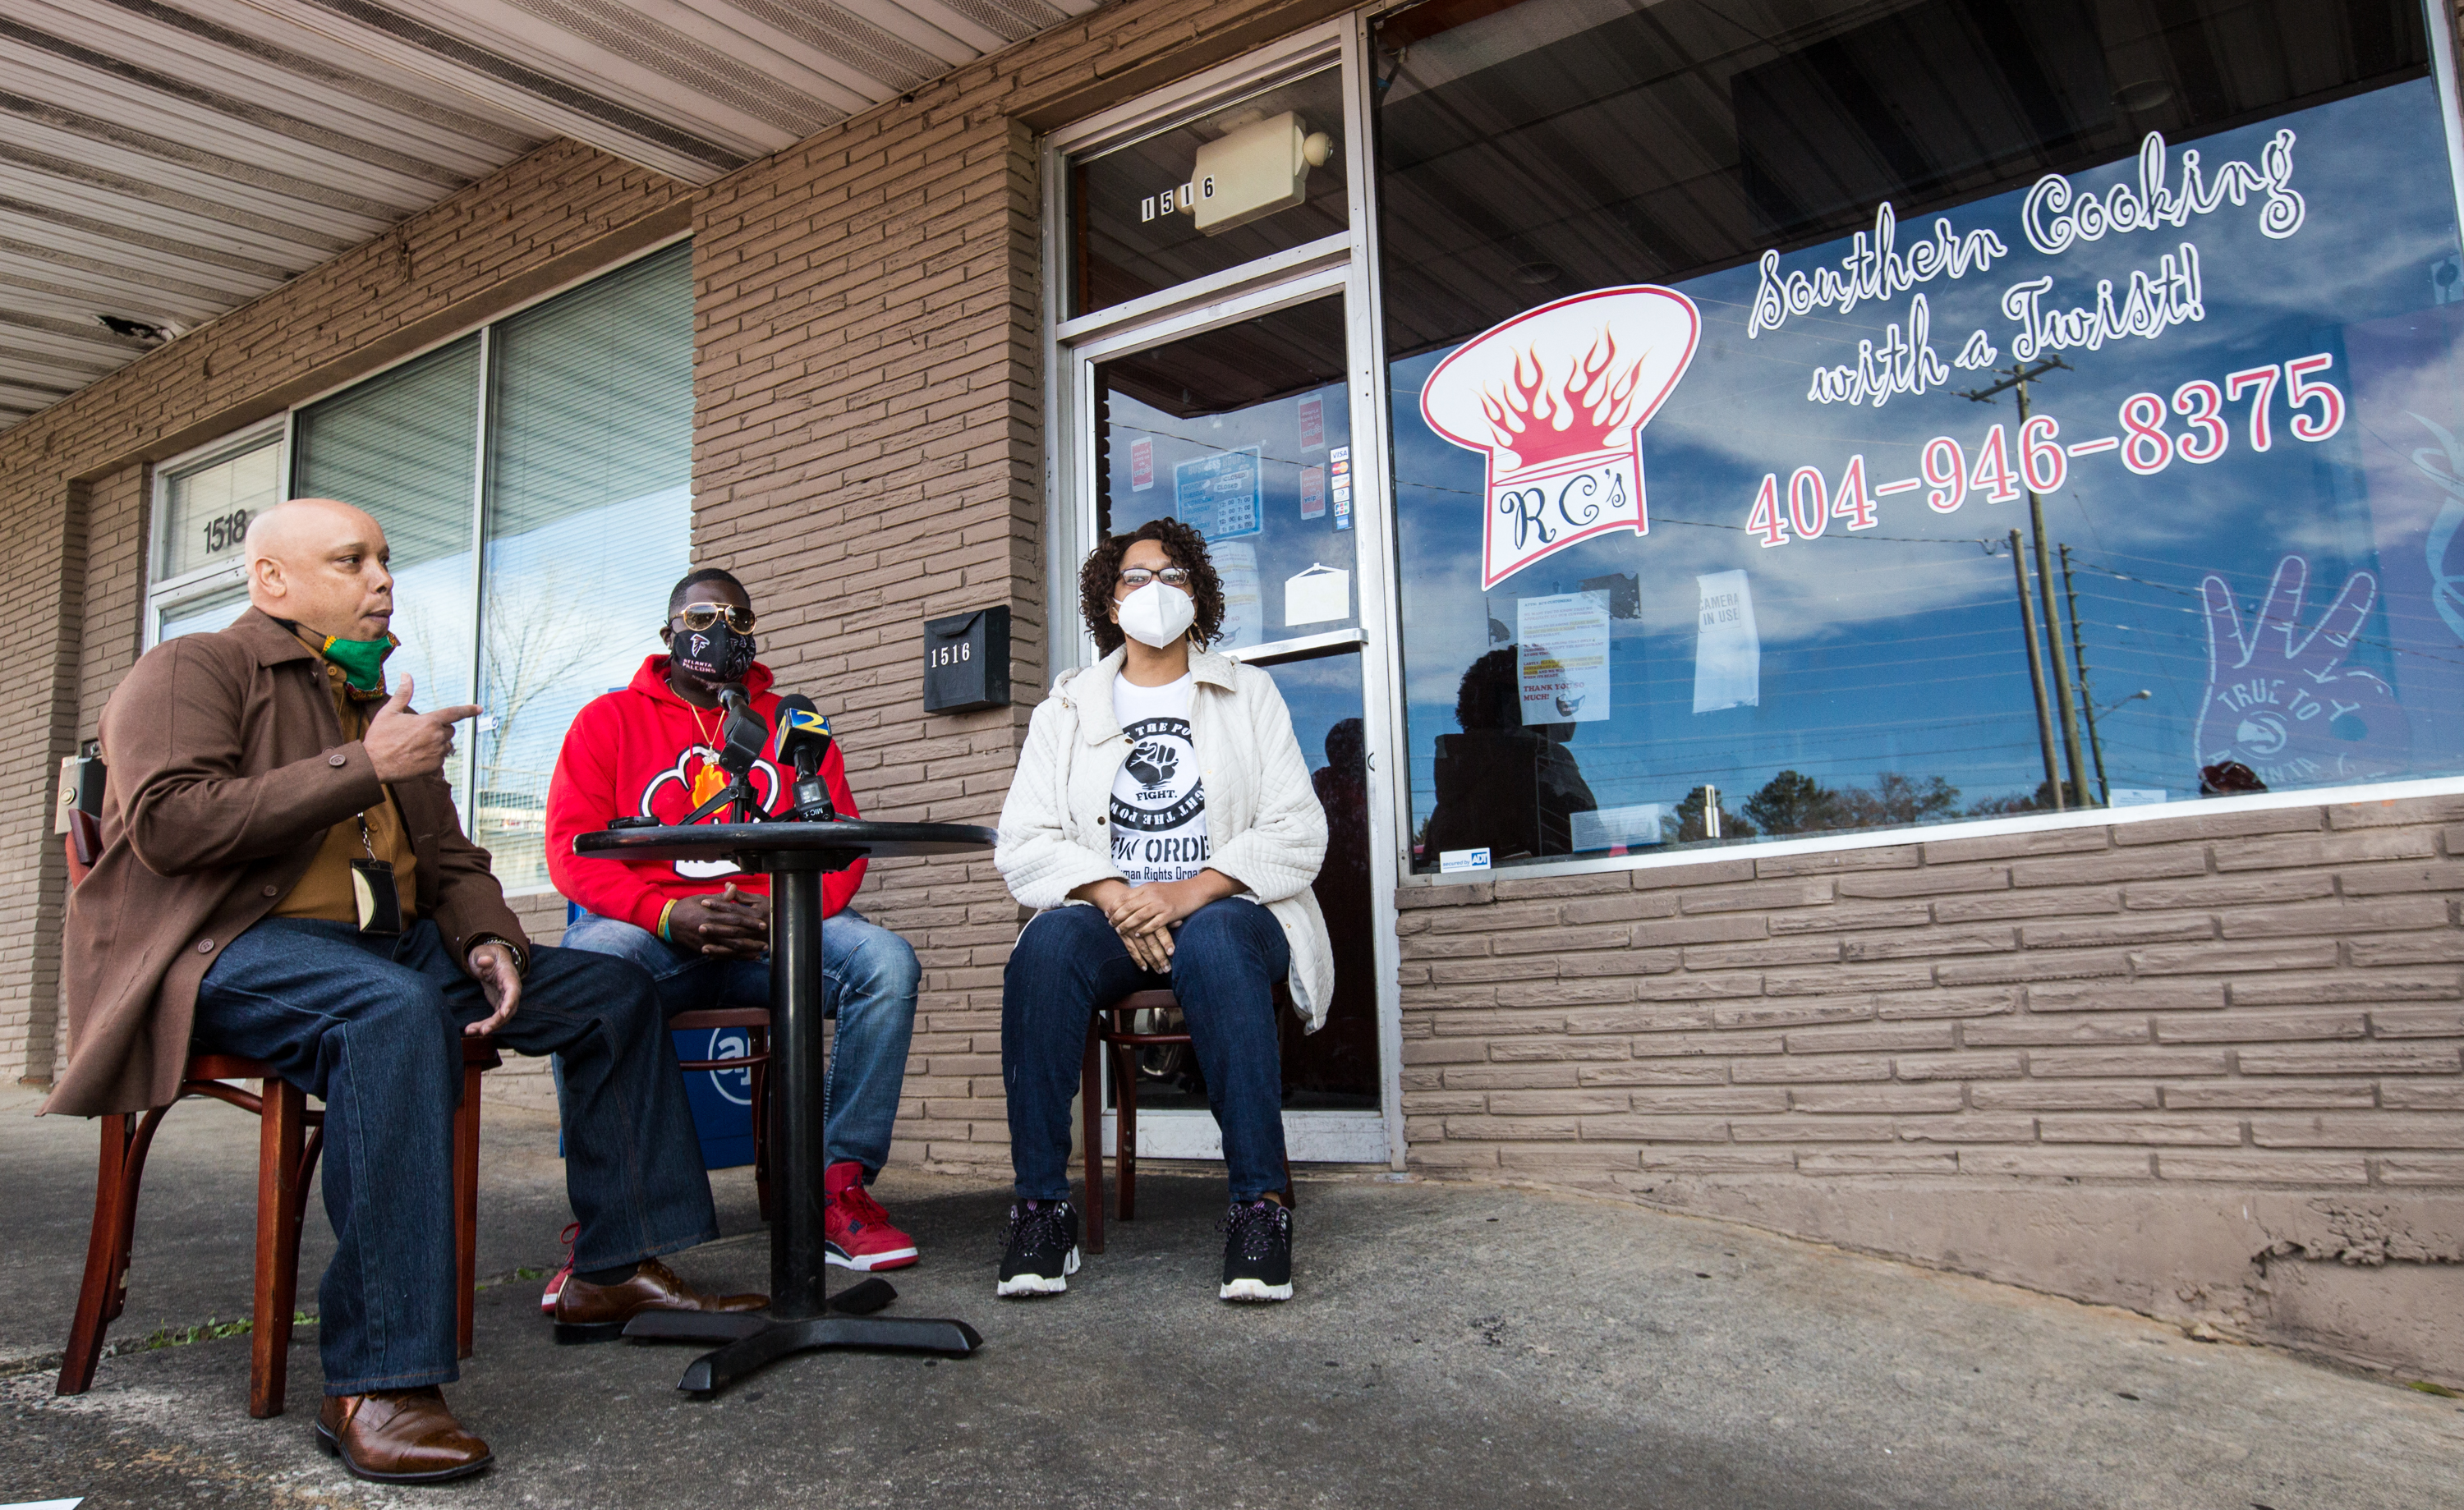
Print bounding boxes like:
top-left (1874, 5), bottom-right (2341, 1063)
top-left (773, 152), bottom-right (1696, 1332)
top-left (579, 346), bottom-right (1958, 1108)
top-left (993, 519), bottom-right (1332, 1303)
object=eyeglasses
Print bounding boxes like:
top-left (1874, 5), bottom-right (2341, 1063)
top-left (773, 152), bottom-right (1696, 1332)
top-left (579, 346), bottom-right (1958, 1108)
top-left (1117, 567), bottom-right (1193, 591)
top-left (673, 603), bottom-right (756, 633)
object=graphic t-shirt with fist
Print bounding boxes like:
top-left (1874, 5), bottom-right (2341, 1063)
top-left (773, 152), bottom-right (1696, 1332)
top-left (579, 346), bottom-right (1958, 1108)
top-left (1110, 672), bottom-right (1209, 884)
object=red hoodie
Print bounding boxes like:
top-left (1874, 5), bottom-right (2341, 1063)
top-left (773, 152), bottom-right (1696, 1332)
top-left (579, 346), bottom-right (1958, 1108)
top-left (545, 656), bottom-right (865, 929)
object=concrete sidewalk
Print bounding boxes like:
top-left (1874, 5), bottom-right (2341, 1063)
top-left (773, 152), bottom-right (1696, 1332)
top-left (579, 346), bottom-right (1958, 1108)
top-left (2, 1081), bottom-right (2457, 1509)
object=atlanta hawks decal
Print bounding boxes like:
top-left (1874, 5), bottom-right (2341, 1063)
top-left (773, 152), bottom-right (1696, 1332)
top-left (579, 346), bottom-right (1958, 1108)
top-left (637, 746), bottom-right (782, 878)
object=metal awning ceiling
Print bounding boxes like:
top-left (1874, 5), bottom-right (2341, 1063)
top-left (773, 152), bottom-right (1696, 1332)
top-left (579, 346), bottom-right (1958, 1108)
top-left (1, 0), bottom-right (1096, 436)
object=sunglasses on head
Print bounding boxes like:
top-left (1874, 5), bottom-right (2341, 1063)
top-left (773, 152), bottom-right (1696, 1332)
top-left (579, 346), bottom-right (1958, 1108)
top-left (673, 602), bottom-right (756, 633)
top-left (1117, 567), bottom-right (1192, 591)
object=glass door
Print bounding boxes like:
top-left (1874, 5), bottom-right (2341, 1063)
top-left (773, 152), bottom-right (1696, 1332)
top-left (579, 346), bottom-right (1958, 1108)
top-left (1047, 25), bottom-right (1403, 1165)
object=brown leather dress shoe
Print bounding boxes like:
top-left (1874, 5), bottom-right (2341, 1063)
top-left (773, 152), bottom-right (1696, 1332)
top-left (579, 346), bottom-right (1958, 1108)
top-left (553, 1256), bottom-right (767, 1343)
top-left (315, 1387), bottom-right (492, 1485)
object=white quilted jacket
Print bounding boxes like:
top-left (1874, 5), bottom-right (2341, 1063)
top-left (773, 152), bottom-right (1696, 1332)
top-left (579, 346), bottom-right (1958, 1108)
top-left (995, 645), bottom-right (1335, 1030)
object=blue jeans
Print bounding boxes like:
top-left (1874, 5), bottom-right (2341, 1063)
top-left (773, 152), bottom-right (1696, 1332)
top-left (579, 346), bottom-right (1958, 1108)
top-left (190, 918), bottom-right (717, 1396)
top-left (560, 906), bottom-right (920, 1176)
top-left (1002, 899), bottom-right (1290, 1202)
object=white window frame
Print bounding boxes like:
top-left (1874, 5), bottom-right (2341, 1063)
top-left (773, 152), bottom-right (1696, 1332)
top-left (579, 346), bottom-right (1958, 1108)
top-left (134, 232), bottom-right (694, 893)
top-left (145, 415), bottom-right (291, 649)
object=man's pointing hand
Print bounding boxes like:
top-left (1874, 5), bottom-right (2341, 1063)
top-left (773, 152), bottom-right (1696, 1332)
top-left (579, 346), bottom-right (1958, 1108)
top-left (365, 672), bottom-right (482, 783)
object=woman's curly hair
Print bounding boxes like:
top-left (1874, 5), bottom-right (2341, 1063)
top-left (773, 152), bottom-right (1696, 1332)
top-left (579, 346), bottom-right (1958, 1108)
top-left (1078, 517), bottom-right (1225, 655)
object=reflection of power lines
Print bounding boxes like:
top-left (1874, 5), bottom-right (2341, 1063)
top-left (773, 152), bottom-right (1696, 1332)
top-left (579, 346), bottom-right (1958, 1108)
top-left (1106, 420), bottom-right (1335, 477)
top-left (2076, 560), bottom-right (2464, 670)
top-left (1960, 356), bottom-right (2090, 811)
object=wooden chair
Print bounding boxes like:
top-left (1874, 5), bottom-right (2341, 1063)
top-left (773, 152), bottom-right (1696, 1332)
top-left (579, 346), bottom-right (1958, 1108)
top-left (670, 1007), bottom-right (772, 1221)
top-left (1079, 986), bottom-right (1293, 1255)
top-left (55, 813), bottom-right (498, 1416)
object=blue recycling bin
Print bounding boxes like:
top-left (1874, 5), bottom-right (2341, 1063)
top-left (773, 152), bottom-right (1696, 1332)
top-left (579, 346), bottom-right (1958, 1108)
top-left (671, 1021), bottom-right (758, 1170)
top-left (563, 902), bottom-right (756, 1172)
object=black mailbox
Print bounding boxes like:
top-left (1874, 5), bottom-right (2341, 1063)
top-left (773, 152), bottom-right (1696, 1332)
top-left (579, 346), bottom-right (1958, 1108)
top-left (922, 606), bottom-right (1010, 713)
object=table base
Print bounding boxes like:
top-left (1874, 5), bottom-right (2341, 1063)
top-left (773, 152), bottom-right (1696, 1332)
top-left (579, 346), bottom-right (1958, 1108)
top-left (623, 1292), bottom-right (982, 1396)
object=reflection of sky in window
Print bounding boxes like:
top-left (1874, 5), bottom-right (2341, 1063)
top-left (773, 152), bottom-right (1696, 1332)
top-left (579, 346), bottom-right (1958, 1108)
top-left (1258, 650), bottom-right (1364, 776)
top-left (385, 553), bottom-right (474, 714)
top-left (1392, 80), bottom-right (2464, 837)
top-left (473, 484), bottom-right (690, 889)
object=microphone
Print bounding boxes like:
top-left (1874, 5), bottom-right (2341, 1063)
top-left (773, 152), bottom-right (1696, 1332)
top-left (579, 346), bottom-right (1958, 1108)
top-left (773, 694), bottom-right (838, 820)
top-left (716, 686), bottom-right (769, 777)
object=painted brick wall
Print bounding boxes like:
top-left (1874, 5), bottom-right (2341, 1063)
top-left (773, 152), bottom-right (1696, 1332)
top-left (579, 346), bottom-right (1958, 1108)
top-left (1397, 797), bottom-right (2464, 1187)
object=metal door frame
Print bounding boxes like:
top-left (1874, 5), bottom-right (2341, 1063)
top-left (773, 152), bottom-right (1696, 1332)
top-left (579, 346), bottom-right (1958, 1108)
top-left (1041, 16), bottom-right (1407, 1166)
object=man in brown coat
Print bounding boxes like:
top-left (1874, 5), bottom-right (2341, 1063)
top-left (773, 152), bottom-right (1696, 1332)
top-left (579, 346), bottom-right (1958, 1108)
top-left (46, 498), bottom-right (762, 1485)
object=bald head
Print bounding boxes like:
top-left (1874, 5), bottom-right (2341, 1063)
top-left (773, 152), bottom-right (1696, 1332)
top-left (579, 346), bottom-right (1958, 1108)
top-left (246, 497), bottom-right (394, 642)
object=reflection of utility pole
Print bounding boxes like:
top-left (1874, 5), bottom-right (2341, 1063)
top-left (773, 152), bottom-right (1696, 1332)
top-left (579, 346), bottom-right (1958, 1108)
top-left (2057, 544), bottom-right (2109, 805)
top-left (2007, 528), bottom-right (2062, 807)
top-left (1964, 356), bottom-right (2089, 807)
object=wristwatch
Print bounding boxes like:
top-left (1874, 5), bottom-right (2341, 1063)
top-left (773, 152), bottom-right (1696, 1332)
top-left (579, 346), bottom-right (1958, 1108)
top-left (467, 934), bottom-right (527, 975)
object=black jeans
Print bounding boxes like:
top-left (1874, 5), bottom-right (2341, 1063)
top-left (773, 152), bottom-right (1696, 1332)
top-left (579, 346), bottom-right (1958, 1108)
top-left (191, 917), bottom-right (719, 1393)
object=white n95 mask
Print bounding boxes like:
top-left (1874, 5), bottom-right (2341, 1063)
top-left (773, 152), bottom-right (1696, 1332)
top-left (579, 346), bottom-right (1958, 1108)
top-left (1116, 579), bottom-right (1197, 649)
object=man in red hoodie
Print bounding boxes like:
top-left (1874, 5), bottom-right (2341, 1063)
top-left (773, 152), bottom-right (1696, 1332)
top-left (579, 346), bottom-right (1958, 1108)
top-left (546, 567), bottom-right (922, 1274)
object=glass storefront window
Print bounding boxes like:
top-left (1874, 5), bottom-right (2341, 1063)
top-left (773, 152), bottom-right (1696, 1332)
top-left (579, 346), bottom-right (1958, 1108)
top-left (145, 246), bottom-right (695, 892)
top-left (475, 244), bottom-right (694, 890)
top-left (1068, 66), bottom-right (1349, 316)
top-left (1096, 296), bottom-right (1359, 651)
top-left (156, 580), bottom-right (251, 642)
top-left (1376, 0), bottom-right (2457, 873)
top-left (292, 337), bottom-right (483, 719)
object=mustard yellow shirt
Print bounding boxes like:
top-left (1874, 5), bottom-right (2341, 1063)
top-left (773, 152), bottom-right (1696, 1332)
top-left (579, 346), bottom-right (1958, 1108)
top-left (271, 654), bottom-right (418, 923)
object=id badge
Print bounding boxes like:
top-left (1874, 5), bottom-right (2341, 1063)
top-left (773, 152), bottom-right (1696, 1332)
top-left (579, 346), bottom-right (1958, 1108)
top-left (351, 859), bottom-right (405, 935)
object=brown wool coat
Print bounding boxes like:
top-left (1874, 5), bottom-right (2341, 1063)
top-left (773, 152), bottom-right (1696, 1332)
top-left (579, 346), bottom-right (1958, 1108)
top-left (43, 608), bottom-right (529, 1118)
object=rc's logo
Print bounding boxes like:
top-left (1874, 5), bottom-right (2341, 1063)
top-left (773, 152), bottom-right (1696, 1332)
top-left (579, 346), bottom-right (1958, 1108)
top-left (1420, 286), bottom-right (1700, 588)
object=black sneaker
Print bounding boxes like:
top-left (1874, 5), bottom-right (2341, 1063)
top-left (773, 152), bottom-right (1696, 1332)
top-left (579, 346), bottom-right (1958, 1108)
top-left (1219, 1198), bottom-right (1293, 1302)
top-left (995, 1199), bottom-right (1079, 1297)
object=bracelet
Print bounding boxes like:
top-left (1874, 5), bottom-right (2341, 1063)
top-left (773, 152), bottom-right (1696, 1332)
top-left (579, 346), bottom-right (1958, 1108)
top-left (656, 898), bottom-right (678, 942)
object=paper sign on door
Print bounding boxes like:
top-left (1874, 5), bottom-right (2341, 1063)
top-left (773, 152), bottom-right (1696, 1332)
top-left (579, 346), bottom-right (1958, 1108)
top-left (1215, 540), bottom-right (1262, 649)
top-left (1284, 563), bottom-right (1350, 626)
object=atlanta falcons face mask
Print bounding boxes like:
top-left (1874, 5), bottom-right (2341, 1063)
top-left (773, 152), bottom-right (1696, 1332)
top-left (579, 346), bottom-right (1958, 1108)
top-left (671, 622), bottom-right (757, 685)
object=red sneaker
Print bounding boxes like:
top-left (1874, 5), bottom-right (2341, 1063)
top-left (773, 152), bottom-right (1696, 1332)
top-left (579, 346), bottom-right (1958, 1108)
top-left (824, 1162), bottom-right (917, 1271)
top-left (540, 1221), bottom-right (580, 1315)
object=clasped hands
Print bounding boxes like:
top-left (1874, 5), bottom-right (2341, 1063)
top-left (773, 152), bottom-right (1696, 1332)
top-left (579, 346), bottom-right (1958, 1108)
top-left (1073, 872), bottom-right (1237, 972)
top-left (669, 882), bottom-right (770, 960)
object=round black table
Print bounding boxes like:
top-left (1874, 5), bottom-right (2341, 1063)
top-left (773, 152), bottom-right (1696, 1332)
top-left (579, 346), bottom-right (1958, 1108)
top-left (573, 819), bottom-right (997, 1394)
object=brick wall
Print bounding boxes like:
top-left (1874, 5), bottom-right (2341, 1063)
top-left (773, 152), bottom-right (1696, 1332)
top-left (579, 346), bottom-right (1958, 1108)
top-left (0, 472), bottom-right (89, 1085)
top-left (1398, 795), bottom-right (2464, 1375)
top-left (1397, 798), bottom-right (2462, 1183)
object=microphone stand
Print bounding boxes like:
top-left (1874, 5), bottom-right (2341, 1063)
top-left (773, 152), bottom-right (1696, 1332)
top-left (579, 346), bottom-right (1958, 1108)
top-left (671, 682), bottom-right (772, 826)
top-left (675, 765), bottom-right (766, 827)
